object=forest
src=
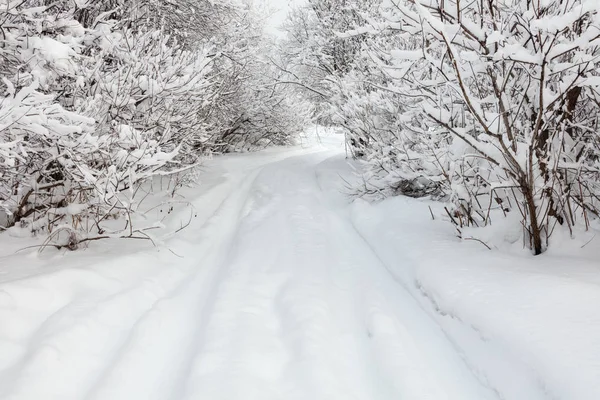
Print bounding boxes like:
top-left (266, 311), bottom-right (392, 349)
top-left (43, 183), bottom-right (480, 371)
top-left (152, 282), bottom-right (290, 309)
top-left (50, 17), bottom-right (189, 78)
top-left (280, 0), bottom-right (600, 255)
top-left (0, 0), bottom-right (311, 248)
top-left (2, 0), bottom-right (600, 255)
top-left (1, 1), bottom-right (600, 399)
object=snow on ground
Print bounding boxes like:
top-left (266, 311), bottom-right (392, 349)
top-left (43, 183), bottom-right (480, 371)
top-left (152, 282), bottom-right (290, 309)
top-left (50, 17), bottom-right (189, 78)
top-left (0, 127), bottom-right (598, 400)
top-left (351, 196), bottom-right (600, 400)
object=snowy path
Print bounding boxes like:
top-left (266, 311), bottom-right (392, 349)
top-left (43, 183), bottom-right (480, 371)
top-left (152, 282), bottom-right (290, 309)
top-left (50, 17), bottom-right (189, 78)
top-left (0, 140), bottom-right (499, 400)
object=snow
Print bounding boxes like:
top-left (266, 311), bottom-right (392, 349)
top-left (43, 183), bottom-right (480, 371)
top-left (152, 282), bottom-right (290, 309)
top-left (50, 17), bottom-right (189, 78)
top-left (351, 196), bottom-right (600, 400)
top-left (27, 36), bottom-right (78, 73)
top-left (0, 129), bottom-right (599, 399)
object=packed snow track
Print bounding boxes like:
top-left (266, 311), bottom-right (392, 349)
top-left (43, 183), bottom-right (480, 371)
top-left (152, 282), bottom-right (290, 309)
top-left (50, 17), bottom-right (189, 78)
top-left (0, 136), bottom-right (499, 400)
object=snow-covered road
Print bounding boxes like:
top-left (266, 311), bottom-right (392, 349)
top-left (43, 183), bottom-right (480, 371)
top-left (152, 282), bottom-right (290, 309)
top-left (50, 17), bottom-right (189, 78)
top-left (0, 135), bottom-right (499, 400)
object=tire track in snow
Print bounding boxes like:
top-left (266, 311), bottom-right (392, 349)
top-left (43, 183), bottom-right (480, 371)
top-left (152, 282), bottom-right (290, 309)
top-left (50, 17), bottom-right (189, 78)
top-left (244, 153), bottom-right (499, 399)
top-left (83, 167), bottom-right (268, 400)
top-left (0, 166), bottom-right (267, 400)
top-left (0, 146), bottom-right (503, 400)
top-left (0, 264), bottom-right (190, 400)
top-left (345, 206), bottom-right (508, 399)
top-left (177, 152), bottom-right (499, 400)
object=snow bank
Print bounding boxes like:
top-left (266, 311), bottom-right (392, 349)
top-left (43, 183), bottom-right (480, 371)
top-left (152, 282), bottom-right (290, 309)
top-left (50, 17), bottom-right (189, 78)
top-left (350, 196), bottom-right (600, 400)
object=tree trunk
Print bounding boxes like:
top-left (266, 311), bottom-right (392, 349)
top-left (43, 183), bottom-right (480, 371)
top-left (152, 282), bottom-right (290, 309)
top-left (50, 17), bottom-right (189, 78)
top-left (523, 181), bottom-right (543, 255)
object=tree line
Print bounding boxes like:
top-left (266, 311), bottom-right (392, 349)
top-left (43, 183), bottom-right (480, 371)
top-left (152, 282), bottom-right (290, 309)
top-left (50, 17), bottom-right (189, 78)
top-left (282, 0), bottom-right (600, 255)
top-left (0, 0), bottom-right (311, 248)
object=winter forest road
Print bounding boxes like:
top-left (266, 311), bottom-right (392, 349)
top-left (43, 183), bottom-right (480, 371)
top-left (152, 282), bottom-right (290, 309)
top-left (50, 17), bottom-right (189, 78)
top-left (0, 134), bottom-right (500, 400)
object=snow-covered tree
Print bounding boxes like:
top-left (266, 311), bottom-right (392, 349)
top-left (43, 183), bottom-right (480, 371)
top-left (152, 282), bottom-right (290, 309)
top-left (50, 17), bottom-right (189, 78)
top-left (280, 0), bottom-right (377, 123)
top-left (290, 0), bottom-right (600, 254)
top-left (376, 0), bottom-right (600, 254)
top-left (0, 0), bottom-right (309, 248)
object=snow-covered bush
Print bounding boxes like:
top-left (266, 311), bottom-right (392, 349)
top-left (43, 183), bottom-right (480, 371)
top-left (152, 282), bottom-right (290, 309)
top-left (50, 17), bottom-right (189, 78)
top-left (77, 25), bottom-right (215, 163)
top-left (0, 0), bottom-right (308, 248)
top-left (0, 2), bottom-right (95, 239)
top-left (280, 0), bottom-right (378, 124)
top-left (0, 8), bottom-right (195, 245)
top-left (204, 9), bottom-right (313, 152)
top-left (0, 82), bottom-right (95, 233)
top-left (329, 31), bottom-right (452, 199)
top-left (287, 0), bottom-right (600, 254)
top-left (370, 0), bottom-right (600, 254)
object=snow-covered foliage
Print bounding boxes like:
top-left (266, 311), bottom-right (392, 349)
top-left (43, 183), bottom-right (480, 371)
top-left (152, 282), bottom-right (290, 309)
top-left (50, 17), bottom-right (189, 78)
top-left (286, 0), bottom-right (600, 254)
top-left (279, 0), bottom-right (377, 123)
top-left (207, 11), bottom-right (312, 151)
top-left (0, 0), bottom-right (310, 248)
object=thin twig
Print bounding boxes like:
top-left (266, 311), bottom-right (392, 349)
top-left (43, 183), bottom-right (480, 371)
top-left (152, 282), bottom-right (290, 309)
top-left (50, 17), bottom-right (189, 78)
top-left (463, 237), bottom-right (492, 250)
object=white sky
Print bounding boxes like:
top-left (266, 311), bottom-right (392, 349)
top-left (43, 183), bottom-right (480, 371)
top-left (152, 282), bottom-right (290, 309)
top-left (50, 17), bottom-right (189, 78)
top-left (262, 0), bottom-right (304, 37)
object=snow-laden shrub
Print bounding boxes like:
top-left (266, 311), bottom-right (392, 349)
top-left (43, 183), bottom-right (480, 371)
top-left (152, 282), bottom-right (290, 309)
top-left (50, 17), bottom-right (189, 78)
top-left (77, 25), bottom-right (215, 164)
top-left (279, 0), bottom-right (380, 124)
top-left (202, 13), bottom-right (314, 152)
top-left (0, 1), bottom-right (217, 246)
top-left (0, 0), bottom-right (316, 247)
top-left (220, 60), bottom-right (314, 151)
top-left (0, 3), bottom-right (94, 236)
top-left (315, 0), bottom-right (600, 254)
top-left (0, 82), bottom-right (95, 230)
top-left (326, 28), bottom-right (451, 200)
